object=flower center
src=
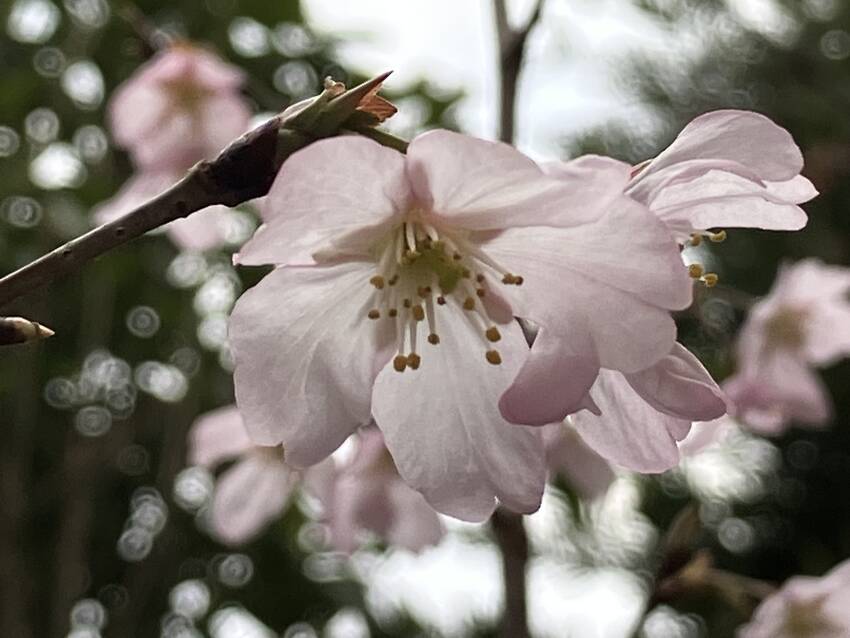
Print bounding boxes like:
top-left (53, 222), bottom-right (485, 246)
top-left (366, 217), bottom-right (523, 372)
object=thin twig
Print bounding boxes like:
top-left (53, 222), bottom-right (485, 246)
top-left (494, 0), bottom-right (544, 144)
top-left (491, 510), bottom-right (530, 638)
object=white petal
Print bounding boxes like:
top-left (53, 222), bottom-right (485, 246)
top-left (230, 262), bottom-right (393, 464)
top-left (188, 405), bottom-right (254, 468)
top-left (372, 311), bottom-right (546, 522)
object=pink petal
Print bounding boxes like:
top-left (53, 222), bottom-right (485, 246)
top-left (540, 154), bottom-right (632, 193)
top-left (237, 137), bottom-right (410, 266)
top-left (164, 205), bottom-right (233, 252)
top-left (644, 110), bottom-right (805, 181)
top-left (543, 424), bottom-right (615, 499)
top-left (210, 454), bottom-right (297, 545)
top-left (197, 93), bottom-right (254, 158)
top-left (624, 343), bottom-right (728, 421)
top-left (499, 327), bottom-right (600, 425)
top-left (188, 405), bottom-right (254, 468)
top-left (386, 482), bottom-right (444, 551)
top-left (229, 262), bottom-right (393, 464)
top-left (407, 130), bottom-right (621, 231)
top-left (372, 311), bottom-right (546, 522)
top-left (485, 198), bottom-right (691, 373)
top-left (572, 369), bottom-right (692, 473)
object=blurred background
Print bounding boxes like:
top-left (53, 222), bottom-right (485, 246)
top-left (1, 0), bottom-right (849, 636)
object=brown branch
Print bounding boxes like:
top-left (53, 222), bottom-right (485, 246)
top-left (494, 0), bottom-right (544, 144)
top-left (492, 510), bottom-right (530, 638)
top-left (0, 72), bottom-right (402, 317)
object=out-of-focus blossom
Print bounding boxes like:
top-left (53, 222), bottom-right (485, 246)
top-left (108, 44), bottom-right (251, 172)
top-left (188, 405), bottom-right (331, 545)
top-left (97, 44), bottom-right (253, 251)
top-left (723, 259), bottom-right (850, 434)
top-left (324, 427), bottom-right (443, 553)
top-left (93, 171), bottom-right (237, 252)
top-left (542, 423), bottom-right (615, 499)
top-left (738, 559), bottom-right (850, 638)
top-left (624, 110), bottom-right (815, 243)
top-left (230, 130), bottom-right (691, 521)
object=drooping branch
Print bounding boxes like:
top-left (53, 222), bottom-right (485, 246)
top-left (0, 73), bottom-right (407, 321)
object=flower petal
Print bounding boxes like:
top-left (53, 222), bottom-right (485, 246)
top-left (188, 405), bottom-right (254, 468)
top-left (485, 198), bottom-right (690, 373)
top-left (237, 137), bottom-right (410, 266)
top-left (407, 130), bottom-right (621, 230)
top-left (230, 262), bottom-right (393, 464)
top-left (644, 110), bottom-right (804, 181)
top-left (372, 312), bottom-right (546, 522)
top-left (572, 369), bottom-right (692, 472)
top-left (499, 327), bottom-right (600, 425)
top-left (624, 343), bottom-right (728, 421)
top-left (543, 423), bottom-right (615, 499)
top-left (386, 482), bottom-right (445, 551)
top-left (210, 455), bottom-right (297, 545)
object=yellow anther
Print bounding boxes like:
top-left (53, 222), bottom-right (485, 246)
top-left (417, 286), bottom-right (432, 297)
top-left (428, 333), bottom-right (440, 345)
top-left (453, 253), bottom-right (462, 261)
top-left (502, 273), bottom-right (523, 285)
top-left (485, 350), bottom-right (502, 365)
top-left (709, 230), bottom-right (727, 243)
top-left (407, 353), bottom-right (421, 370)
top-left (436, 296), bottom-right (447, 305)
top-left (388, 274), bottom-right (399, 285)
top-left (393, 355), bottom-right (408, 372)
top-left (476, 288), bottom-right (486, 298)
top-left (388, 308), bottom-right (398, 318)
top-left (369, 276), bottom-right (385, 289)
top-left (485, 327), bottom-right (501, 342)
top-left (476, 274), bottom-right (485, 283)
top-left (403, 298), bottom-right (412, 309)
top-left (703, 273), bottom-right (719, 287)
top-left (412, 304), bottom-right (425, 321)
top-left (463, 297), bottom-right (476, 310)
top-left (689, 234), bottom-right (702, 246)
top-left (367, 309), bottom-right (380, 320)
top-left (515, 276), bottom-right (524, 286)
top-left (688, 263), bottom-right (704, 279)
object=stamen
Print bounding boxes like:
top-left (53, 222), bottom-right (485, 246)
top-left (688, 263), bottom-right (704, 279)
top-left (463, 297), bottom-right (476, 311)
top-left (403, 298), bottom-right (412, 309)
top-left (405, 222), bottom-right (417, 254)
top-left (388, 274), bottom-right (399, 286)
top-left (428, 334), bottom-right (440, 344)
top-left (476, 274), bottom-right (485, 283)
top-left (485, 350), bottom-right (502, 365)
top-left (412, 304), bottom-right (425, 321)
top-left (393, 355), bottom-right (408, 372)
top-left (476, 288), bottom-right (486, 298)
top-left (407, 353), bottom-right (421, 369)
top-left (370, 275), bottom-right (385, 289)
top-left (702, 273), bottom-right (719, 287)
top-left (437, 296), bottom-right (446, 305)
top-left (367, 309), bottom-right (380, 320)
top-left (425, 295), bottom-right (439, 345)
top-left (689, 233), bottom-right (702, 246)
top-left (485, 327), bottom-right (501, 342)
top-left (388, 308), bottom-right (398, 317)
top-left (709, 230), bottom-right (727, 243)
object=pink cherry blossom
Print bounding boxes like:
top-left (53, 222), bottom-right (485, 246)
top-left (229, 131), bottom-right (691, 521)
top-left (324, 427), bottom-right (443, 553)
top-left (738, 559), bottom-right (850, 638)
top-left (628, 110), bottom-right (815, 243)
top-left (723, 259), bottom-right (850, 434)
top-left (187, 405), bottom-right (332, 545)
top-left (93, 171), bottom-right (240, 252)
top-left (108, 44), bottom-right (252, 172)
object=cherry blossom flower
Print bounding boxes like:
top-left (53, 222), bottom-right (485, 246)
top-left (229, 131), bottom-right (691, 521)
top-left (723, 259), bottom-right (850, 434)
top-left (738, 559), bottom-right (850, 638)
top-left (97, 44), bottom-right (253, 251)
top-left (108, 44), bottom-right (251, 172)
top-left (188, 405), bottom-right (332, 545)
top-left (324, 427), bottom-right (443, 553)
top-left (624, 110), bottom-right (815, 243)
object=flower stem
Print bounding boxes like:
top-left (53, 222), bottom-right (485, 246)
top-left (492, 509), bottom-right (531, 638)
